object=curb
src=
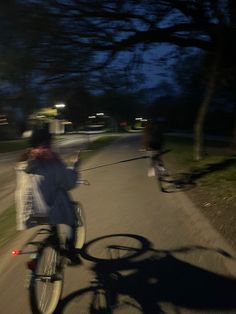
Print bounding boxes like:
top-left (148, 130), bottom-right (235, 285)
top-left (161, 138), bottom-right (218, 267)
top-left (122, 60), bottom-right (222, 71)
top-left (173, 190), bottom-right (236, 276)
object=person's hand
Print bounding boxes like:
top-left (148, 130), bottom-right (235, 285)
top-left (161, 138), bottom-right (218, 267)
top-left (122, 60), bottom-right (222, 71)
top-left (73, 151), bottom-right (81, 169)
top-left (76, 151), bottom-right (81, 162)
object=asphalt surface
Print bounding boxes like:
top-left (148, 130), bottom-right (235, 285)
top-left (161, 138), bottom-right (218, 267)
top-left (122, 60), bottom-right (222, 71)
top-left (0, 134), bottom-right (236, 314)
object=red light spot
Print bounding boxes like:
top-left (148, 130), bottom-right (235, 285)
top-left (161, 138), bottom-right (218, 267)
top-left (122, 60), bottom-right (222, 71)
top-left (11, 249), bottom-right (21, 256)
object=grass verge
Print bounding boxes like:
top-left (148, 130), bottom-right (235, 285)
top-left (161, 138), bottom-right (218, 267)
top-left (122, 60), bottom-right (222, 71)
top-left (165, 136), bottom-right (236, 200)
top-left (164, 135), bottom-right (236, 247)
top-left (0, 139), bottom-right (28, 153)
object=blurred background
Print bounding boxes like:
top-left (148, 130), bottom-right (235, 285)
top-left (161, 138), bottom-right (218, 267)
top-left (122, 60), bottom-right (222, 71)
top-left (0, 0), bottom-right (235, 161)
top-left (1, 3), bottom-right (236, 313)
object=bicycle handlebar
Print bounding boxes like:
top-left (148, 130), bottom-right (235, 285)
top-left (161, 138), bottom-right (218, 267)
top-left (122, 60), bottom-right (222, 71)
top-left (77, 179), bottom-right (90, 185)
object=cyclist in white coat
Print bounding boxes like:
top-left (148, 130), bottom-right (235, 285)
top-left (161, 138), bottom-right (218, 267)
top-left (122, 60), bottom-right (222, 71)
top-left (15, 125), bottom-right (81, 264)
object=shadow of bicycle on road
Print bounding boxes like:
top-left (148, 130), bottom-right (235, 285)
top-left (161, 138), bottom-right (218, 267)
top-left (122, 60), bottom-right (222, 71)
top-left (187, 157), bottom-right (236, 182)
top-left (56, 234), bottom-right (236, 314)
top-left (157, 172), bottom-right (196, 193)
top-left (159, 156), bottom-right (236, 193)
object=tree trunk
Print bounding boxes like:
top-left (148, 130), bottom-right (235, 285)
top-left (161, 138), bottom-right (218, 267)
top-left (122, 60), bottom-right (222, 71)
top-left (193, 48), bottom-right (221, 161)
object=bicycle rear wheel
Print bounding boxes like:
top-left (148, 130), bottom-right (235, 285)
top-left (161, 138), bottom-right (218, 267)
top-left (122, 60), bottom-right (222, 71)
top-left (29, 243), bottom-right (63, 314)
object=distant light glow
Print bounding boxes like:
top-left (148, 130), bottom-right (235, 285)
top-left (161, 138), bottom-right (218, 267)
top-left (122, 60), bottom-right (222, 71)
top-left (22, 130), bottom-right (32, 138)
top-left (35, 115), bottom-right (45, 119)
top-left (55, 103), bottom-right (66, 108)
top-left (96, 113), bottom-right (104, 116)
top-left (0, 115), bottom-right (8, 125)
top-left (88, 115), bottom-right (96, 119)
top-left (135, 117), bottom-right (142, 121)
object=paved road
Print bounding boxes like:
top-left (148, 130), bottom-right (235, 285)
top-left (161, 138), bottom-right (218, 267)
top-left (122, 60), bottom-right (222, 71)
top-left (0, 134), bottom-right (236, 313)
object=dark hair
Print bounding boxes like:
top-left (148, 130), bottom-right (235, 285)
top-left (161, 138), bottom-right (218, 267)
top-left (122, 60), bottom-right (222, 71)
top-left (29, 125), bottom-right (52, 148)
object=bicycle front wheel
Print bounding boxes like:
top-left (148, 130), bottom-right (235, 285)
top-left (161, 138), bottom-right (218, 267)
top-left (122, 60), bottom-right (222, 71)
top-left (29, 243), bottom-right (63, 314)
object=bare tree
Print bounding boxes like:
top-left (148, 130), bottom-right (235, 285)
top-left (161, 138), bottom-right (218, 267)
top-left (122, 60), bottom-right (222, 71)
top-left (1, 1), bottom-right (235, 157)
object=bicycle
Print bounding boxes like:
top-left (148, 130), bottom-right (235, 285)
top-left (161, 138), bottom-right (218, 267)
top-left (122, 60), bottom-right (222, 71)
top-left (152, 152), bottom-right (169, 179)
top-left (147, 150), bottom-right (195, 192)
top-left (12, 179), bottom-right (88, 314)
top-left (146, 150), bottom-right (169, 191)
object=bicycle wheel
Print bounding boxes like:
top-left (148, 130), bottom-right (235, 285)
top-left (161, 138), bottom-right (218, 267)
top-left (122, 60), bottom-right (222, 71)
top-left (75, 202), bottom-right (86, 249)
top-left (29, 243), bottom-right (63, 314)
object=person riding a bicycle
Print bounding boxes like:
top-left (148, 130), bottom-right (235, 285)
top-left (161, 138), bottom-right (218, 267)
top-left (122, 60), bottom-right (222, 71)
top-left (142, 116), bottom-right (167, 177)
top-left (15, 124), bottom-right (81, 264)
top-left (143, 117), bottom-right (164, 152)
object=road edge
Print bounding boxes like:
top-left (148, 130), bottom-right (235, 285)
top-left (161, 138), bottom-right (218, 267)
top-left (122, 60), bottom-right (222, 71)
top-left (172, 190), bottom-right (236, 276)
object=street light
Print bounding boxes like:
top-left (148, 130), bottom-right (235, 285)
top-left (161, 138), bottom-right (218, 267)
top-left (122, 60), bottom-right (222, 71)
top-left (53, 103), bottom-right (66, 134)
top-left (55, 103), bottom-right (66, 108)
